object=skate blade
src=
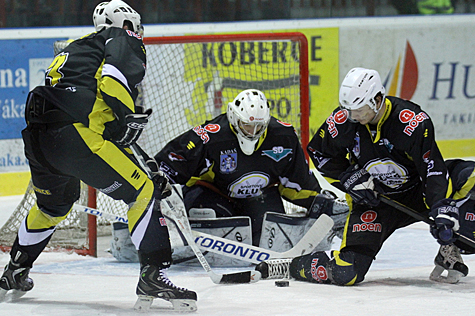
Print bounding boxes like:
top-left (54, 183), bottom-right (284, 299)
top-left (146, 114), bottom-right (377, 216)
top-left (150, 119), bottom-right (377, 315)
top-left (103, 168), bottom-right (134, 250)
top-left (429, 265), bottom-right (463, 284)
top-left (0, 288), bottom-right (6, 303)
top-left (134, 296), bottom-right (197, 312)
top-left (134, 296), bottom-right (154, 312)
top-left (0, 288), bottom-right (28, 303)
top-left (170, 299), bottom-right (197, 312)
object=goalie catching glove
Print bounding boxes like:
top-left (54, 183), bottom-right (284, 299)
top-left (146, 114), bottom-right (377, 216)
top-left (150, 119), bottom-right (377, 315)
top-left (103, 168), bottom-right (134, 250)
top-left (339, 165), bottom-right (380, 207)
top-left (114, 108), bottom-right (152, 146)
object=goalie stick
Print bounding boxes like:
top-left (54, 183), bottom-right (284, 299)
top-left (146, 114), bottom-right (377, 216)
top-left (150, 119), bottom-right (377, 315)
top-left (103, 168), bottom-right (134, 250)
top-left (72, 203), bottom-right (332, 264)
top-left (129, 144), bottom-right (260, 284)
top-left (378, 194), bottom-right (475, 249)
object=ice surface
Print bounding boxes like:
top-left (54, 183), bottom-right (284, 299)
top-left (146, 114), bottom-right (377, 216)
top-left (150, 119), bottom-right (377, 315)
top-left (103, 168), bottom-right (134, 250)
top-left (1, 181), bottom-right (474, 315)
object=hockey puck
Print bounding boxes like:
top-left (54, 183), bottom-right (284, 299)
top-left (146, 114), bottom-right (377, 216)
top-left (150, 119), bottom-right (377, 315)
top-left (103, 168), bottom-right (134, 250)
top-left (275, 280), bottom-right (290, 287)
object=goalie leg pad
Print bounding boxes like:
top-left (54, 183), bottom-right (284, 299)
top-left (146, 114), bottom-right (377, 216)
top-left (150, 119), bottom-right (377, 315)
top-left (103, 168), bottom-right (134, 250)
top-left (259, 212), bottom-right (337, 252)
top-left (110, 222), bottom-right (139, 263)
top-left (259, 212), bottom-right (309, 252)
top-left (172, 216), bottom-right (252, 266)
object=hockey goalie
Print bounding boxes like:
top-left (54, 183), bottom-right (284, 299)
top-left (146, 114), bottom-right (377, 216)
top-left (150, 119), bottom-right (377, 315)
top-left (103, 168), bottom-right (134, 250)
top-left (110, 89), bottom-right (349, 265)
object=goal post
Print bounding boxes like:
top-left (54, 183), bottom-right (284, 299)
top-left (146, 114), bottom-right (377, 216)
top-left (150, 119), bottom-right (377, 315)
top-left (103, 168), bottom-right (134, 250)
top-left (0, 32), bottom-right (310, 257)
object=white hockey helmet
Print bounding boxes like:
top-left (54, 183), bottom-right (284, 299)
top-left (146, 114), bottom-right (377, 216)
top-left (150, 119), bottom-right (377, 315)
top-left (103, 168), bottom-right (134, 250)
top-left (93, 2), bottom-right (109, 31)
top-left (227, 89), bottom-right (270, 155)
top-left (339, 67), bottom-right (385, 114)
top-left (93, 0), bottom-right (142, 34)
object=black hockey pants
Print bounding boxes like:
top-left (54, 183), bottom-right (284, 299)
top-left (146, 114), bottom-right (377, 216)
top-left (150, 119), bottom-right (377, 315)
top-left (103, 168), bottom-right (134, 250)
top-left (16, 121), bottom-right (171, 268)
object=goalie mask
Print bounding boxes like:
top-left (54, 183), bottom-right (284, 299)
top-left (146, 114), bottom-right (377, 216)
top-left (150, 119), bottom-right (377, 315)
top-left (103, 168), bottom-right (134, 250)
top-left (93, 0), bottom-right (142, 35)
top-left (339, 67), bottom-right (385, 122)
top-left (227, 89), bottom-right (270, 155)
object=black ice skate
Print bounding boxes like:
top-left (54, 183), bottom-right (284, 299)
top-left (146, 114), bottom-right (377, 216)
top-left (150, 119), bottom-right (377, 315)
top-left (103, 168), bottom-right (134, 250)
top-left (0, 260), bottom-right (34, 303)
top-left (430, 244), bottom-right (469, 284)
top-left (134, 264), bottom-right (197, 312)
top-left (255, 258), bottom-right (292, 279)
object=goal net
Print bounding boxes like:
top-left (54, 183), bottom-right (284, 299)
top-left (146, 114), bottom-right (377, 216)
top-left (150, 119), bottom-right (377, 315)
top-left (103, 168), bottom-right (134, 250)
top-left (0, 32), bottom-right (309, 256)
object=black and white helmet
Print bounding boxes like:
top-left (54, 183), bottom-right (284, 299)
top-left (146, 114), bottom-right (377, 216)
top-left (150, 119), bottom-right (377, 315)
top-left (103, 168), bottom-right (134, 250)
top-left (93, 0), bottom-right (142, 34)
top-left (227, 89), bottom-right (270, 155)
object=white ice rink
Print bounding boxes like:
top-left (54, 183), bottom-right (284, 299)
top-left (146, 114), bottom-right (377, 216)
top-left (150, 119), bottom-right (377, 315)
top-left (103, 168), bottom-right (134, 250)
top-left (1, 187), bottom-right (475, 315)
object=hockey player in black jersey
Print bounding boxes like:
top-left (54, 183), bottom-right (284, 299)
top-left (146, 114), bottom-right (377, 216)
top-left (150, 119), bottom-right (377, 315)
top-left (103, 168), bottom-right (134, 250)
top-left (256, 67), bottom-right (472, 285)
top-left (155, 89), bottom-right (348, 247)
top-left (0, 1), bottom-right (196, 311)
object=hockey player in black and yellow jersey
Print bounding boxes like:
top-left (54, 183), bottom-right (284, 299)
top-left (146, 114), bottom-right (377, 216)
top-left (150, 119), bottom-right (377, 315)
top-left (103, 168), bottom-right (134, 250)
top-left (256, 67), bottom-right (472, 286)
top-left (155, 89), bottom-right (348, 247)
top-left (0, 1), bottom-right (197, 311)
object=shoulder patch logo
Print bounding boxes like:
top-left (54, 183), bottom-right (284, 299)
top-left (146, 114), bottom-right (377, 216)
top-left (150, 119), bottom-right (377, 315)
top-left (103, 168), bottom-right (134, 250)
top-left (220, 153), bottom-right (237, 173)
top-left (261, 147), bottom-right (292, 162)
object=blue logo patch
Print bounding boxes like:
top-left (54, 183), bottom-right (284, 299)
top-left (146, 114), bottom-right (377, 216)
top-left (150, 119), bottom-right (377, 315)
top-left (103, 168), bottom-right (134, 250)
top-left (261, 147), bottom-right (292, 162)
top-left (220, 153), bottom-right (237, 173)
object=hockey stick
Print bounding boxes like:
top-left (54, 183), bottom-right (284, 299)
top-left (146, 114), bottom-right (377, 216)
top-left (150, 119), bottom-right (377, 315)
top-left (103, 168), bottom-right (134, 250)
top-left (129, 144), bottom-right (260, 284)
top-left (378, 194), bottom-right (475, 249)
top-left (72, 202), bottom-right (332, 264)
top-left (160, 188), bottom-right (260, 284)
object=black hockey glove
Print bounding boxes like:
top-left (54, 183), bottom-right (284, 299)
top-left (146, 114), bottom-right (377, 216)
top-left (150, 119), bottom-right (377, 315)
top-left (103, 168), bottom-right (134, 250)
top-left (114, 108), bottom-right (152, 147)
top-left (307, 190), bottom-right (348, 218)
top-left (146, 157), bottom-right (172, 199)
top-left (430, 198), bottom-right (459, 245)
top-left (339, 165), bottom-right (380, 207)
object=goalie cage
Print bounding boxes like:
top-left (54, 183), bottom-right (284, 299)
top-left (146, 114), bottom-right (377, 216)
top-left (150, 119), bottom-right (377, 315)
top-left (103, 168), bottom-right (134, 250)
top-left (0, 32), bottom-right (310, 257)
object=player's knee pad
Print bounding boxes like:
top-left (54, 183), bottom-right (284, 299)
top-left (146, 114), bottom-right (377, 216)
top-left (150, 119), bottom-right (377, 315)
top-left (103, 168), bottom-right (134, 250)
top-left (329, 250), bottom-right (373, 286)
top-left (289, 251), bottom-right (332, 284)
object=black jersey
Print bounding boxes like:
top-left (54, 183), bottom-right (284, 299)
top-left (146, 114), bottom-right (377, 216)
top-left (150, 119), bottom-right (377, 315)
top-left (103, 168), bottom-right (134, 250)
top-left (155, 114), bottom-right (321, 209)
top-left (30, 27), bottom-right (146, 140)
top-left (307, 96), bottom-right (450, 208)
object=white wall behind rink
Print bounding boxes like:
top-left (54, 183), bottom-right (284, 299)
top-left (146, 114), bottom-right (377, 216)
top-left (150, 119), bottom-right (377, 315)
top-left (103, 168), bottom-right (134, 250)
top-left (1, 14), bottom-right (474, 173)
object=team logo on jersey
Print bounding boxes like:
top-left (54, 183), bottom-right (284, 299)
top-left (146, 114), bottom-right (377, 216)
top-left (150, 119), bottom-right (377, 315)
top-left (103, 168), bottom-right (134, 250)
top-left (204, 123), bottom-right (220, 133)
top-left (311, 258), bottom-right (328, 282)
top-left (193, 125), bottom-right (210, 144)
top-left (220, 153), bottom-right (237, 173)
top-left (326, 110), bottom-right (347, 138)
top-left (399, 109), bottom-right (429, 136)
top-left (261, 147), bottom-right (292, 162)
top-left (353, 210), bottom-right (382, 233)
top-left (333, 109), bottom-right (348, 124)
top-left (228, 172), bottom-right (270, 198)
top-left (365, 158), bottom-right (409, 189)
